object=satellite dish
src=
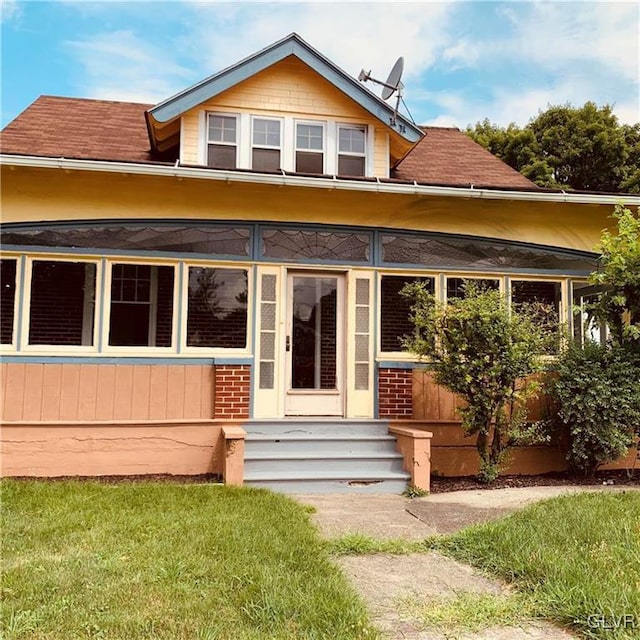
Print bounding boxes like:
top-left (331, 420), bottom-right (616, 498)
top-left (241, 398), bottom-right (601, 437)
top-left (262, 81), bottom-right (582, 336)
top-left (358, 56), bottom-right (406, 126)
top-left (382, 57), bottom-right (404, 100)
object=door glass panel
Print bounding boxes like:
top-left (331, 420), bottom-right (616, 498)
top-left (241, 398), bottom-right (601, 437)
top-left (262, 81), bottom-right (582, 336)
top-left (291, 277), bottom-right (337, 390)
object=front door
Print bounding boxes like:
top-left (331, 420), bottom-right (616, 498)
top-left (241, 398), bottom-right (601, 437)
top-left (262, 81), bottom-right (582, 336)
top-left (285, 272), bottom-right (345, 416)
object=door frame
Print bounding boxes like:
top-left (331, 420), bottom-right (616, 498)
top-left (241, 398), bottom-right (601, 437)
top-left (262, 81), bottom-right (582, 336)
top-left (284, 270), bottom-right (346, 416)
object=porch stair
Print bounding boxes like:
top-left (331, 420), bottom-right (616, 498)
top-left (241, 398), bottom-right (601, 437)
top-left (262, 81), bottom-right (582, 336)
top-left (243, 420), bottom-right (410, 494)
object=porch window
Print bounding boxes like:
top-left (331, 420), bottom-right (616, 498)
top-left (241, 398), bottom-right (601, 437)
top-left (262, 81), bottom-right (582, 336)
top-left (28, 260), bottom-right (96, 346)
top-left (295, 123), bottom-right (324, 174)
top-left (252, 118), bottom-right (281, 172)
top-left (186, 267), bottom-right (248, 348)
top-left (207, 114), bottom-right (237, 169)
top-left (571, 281), bottom-right (607, 345)
top-left (338, 125), bottom-right (366, 176)
top-left (108, 263), bottom-right (175, 347)
top-left (380, 275), bottom-right (435, 352)
top-left (446, 277), bottom-right (500, 300)
top-left (0, 258), bottom-right (17, 345)
top-left (511, 280), bottom-right (562, 354)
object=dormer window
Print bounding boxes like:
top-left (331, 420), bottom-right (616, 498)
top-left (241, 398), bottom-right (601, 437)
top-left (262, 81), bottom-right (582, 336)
top-left (338, 125), bottom-right (366, 176)
top-left (207, 114), bottom-right (237, 169)
top-left (295, 122), bottom-right (324, 174)
top-left (251, 118), bottom-right (281, 172)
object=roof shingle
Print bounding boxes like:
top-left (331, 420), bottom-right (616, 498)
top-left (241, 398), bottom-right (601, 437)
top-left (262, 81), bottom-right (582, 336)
top-left (0, 96), bottom-right (155, 163)
top-left (393, 126), bottom-right (537, 189)
top-left (1, 97), bottom-right (537, 190)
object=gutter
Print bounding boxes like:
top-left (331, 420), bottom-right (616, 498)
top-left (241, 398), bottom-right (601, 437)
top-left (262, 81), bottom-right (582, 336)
top-left (2, 154), bottom-right (640, 206)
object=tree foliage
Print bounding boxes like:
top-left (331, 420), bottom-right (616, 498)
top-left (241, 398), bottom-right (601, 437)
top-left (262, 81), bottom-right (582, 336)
top-left (402, 282), bottom-right (546, 483)
top-left (590, 204), bottom-right (640, 349)
top-left (467, 103), bottom-right (640, 192)
top-left (550, 342), bottom-right (639, 475)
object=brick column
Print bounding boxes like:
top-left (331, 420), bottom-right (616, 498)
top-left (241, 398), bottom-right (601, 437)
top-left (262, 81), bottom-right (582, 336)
top-left (214, 365), bottom-right (250, 419)
top-left (378, 367), bottom-right (413, 418)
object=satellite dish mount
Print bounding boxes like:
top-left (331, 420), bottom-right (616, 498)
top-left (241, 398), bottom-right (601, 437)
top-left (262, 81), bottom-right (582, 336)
top-left (358, 56), bottom-right (405, 126)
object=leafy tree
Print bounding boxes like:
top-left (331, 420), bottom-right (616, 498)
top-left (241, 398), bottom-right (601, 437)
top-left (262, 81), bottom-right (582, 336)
top-left (547, 205), bottom-right (640, 474)
top-left (467, 103), bottom-right (639, 192)
top-left (402, 282), bottom-right (546, 483)
top-left (590, 204), bottom-right (640, 349)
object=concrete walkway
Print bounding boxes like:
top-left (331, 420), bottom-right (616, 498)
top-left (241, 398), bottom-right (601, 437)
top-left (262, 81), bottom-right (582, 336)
top-left (297, 486), bottom-right (638, 640)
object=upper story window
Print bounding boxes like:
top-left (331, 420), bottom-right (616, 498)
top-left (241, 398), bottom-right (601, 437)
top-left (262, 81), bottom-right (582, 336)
top-left (251, 118), bottom-right (281, 172)
top-left (295, 122), bottom-right (324, 174)
top-left (207, 114), bottom-right (237, 169)
top-left (338, 125), bottom-right (366, 176)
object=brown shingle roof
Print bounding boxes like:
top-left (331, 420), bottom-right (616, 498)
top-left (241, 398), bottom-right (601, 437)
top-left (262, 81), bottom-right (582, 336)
top-left (1, 97), bottom-right (537, 190)
top-left (0, 96), bottom-right (156, 163)
top-left (393, 126), bottom-right (538, 189)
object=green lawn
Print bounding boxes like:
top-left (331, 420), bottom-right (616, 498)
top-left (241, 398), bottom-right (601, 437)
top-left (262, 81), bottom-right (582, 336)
top-left (1, 480), bottom-right (377, 640)
top-left (431, 491), bottom-right (640, 639)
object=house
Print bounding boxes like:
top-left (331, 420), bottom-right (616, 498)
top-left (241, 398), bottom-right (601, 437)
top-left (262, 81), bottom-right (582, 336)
top-left (1, 34), bottom-right (638, 491)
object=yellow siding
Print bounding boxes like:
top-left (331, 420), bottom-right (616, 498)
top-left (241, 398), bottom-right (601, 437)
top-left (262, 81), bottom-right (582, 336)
top-left (1, 166), bottom-right (614, 253)
top-left (180, 56), bottom-right (401, 176)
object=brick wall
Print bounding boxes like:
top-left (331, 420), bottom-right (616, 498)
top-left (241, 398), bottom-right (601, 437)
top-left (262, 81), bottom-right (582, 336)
top-left (214, 365), bottom-right (250, 419)
top-left (378, 367), bottom-right (413, 418)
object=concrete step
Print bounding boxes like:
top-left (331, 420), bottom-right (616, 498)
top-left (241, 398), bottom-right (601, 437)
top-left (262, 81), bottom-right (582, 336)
top-left (244, 471), bottom-right (410, 494)
top-left (244, 420), bottom-right (390, 438)
top-left (244, 453), bottom-right (405, 475)
top-left (244, 435), bottom-right (397, 456)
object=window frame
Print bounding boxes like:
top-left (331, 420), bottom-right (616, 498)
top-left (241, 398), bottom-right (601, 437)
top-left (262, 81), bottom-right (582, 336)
top-left (205, 112), bottom-right (240, 170)
top-left (181, 261), bottom-right (253, 355)
top-left (377, 270), bottom-right (439, 359)
top-left (250, 116), bottom-right (282, 172)
top-left (336, 123), bottom-right (368, 177)
top-left (21, 255), bottom-right (101, 354)
top-left (102, 258), bottom-right (179, 354)
top-left (294, 119), bottom-right (326, 174)
top-left (0, 255), bottom-right (21, 352)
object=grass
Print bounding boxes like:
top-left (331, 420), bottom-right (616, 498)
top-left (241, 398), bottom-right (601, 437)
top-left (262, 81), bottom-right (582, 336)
top-left (431, 490), bottom-right (640, 639)
top-left (1, 480), bottom-right (378, 640)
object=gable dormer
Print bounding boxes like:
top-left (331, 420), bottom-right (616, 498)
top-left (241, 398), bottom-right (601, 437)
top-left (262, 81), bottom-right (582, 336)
top-left (145, 33), bottom-right (423, 178)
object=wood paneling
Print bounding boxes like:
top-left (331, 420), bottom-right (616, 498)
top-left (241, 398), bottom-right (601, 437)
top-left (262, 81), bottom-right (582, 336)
top-left (1, 363), bottom-right (215, 422)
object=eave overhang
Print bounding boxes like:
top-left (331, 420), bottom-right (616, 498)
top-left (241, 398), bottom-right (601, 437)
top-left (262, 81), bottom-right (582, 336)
top-left (145, 33), bottom-right (423, 149)
top-left (3, 154), bottom-right (640, 207)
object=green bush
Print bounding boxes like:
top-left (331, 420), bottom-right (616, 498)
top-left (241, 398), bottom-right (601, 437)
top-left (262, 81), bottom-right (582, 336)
top-left (550, 342), bottom-right (640, 475)
top-left (402, 281), bottom-right (546, 483)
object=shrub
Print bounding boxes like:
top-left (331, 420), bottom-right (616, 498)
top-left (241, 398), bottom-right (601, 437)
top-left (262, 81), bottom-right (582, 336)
top-left (402, 281), bottom-right (546, 483)
top-left (549, 342), bottom-right (640, 475)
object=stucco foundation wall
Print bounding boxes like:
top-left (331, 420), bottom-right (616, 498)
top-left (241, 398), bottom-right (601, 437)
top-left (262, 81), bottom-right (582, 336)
top-left (0, 421), bottom-right (224, 477)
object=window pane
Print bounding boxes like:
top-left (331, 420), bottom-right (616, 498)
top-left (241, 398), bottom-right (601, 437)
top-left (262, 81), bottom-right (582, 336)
top-left (187, 267), bottom-right (248, 348)
top-left (295, 151), bottom-right (324, 174)
top-left (29, 261), bottom-right (96, 346)
top-left (339, 127), bottom-right (365, 154)
top-left (380, 275), bottom-right (435, 352)
top-left (381, 233), bottom-right (598, 272)
top-left (446, 277), bottom-right (499, 300)
top-left (1, 259), bottom-right (17, 344)
top-left (109, 264), bottom-right (174, 347)
top-left (296, 124), bottom-right (323, 150)
top-left (253, 119), bottom-right (280, 147)
top-left (1, 225), bottom-right (251, 257)
top-left (208, 144), bottom-right (236, 169)
top-left (208, 115), bottom-right (236, 143)
top-left (511, 280), bottom-right (562, 354)
top-left (252, 148), bottom-right (280, 172)
top-left (338, 155), bottom-right (365, 177)
top-left (262, 229), bottom-right (370, 261)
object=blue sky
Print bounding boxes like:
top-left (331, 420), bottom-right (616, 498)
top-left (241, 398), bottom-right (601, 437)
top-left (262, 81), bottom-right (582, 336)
top-left (2, 1), bottom-right (638, 129)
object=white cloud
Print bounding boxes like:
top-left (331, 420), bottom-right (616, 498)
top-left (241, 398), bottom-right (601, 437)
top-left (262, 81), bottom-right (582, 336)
top-left (65, 30), bottom-right (193, 103)
top-left (1, 0), bottom-right (21, 23)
